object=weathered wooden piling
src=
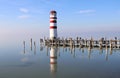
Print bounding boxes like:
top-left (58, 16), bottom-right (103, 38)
top-left (23, 41), bottom-right (25, 47)
top-left (105, 39), bottom-right (108, 50)
top-left (118, 40), bottom-right (120, 48)
top-left (99, 41), bottom-right (101, 49)
top-left (30, 38), bottom-right (32, 51)
top-left (110, 39), bottom-right (113, 50)
top-left (40, 38), bottom-right (44, 45)
top-left (23, 41), bottom-right (25, 53)
top-left (115, 37), bottom-right (117, 48)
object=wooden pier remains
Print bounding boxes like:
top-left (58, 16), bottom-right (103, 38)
top-left (40, 37), bottom-right (120, 49)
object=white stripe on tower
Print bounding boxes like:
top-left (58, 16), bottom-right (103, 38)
top-left (50, 10), bottom-right (57, 40)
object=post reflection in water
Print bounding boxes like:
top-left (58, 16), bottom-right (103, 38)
top-left (23, 41), bottom-right (115, 61)
top-left (110, 48), bottom-right (113, 55)
top-left (40, 44), bottom-right (44, 52)
top-left (88, 48), bottom-right (91, 60)
top-left (23, 41), bottom-right (25, 54)
top-left (46, 46), bottom-right (49, 56)
top-left (20, 40), bottom-right (120, 78)
top-left (22, 40), bottom-right (116, 61)
top-left (105, 48), bottom-right (108, 61)
top-left (34, 41), bottom-right (36, 55)
top-left (99, 48), bottom-right (103, 55)
top-left (50, 46), bottom-right (58, 75)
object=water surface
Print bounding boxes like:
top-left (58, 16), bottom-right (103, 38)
top-left (0, 38), bottom-right (120, 78)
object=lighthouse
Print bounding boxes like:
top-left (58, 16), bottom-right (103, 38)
top-left (50, 10), bottom-right (57, 40)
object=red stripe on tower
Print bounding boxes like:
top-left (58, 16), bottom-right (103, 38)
top-left (50, 20), bottom-right (57, 23)
top-left (50, 26), bottom-right (57, 29)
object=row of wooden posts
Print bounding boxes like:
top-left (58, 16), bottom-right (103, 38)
top-left (42, 37), bottom-right (120, 49)
top-left (23, 40), bottom-right (111, 61)
top-left (22, 37), bottom-right (120, 60)
top-left (23, 37), bottom-right (120, 51)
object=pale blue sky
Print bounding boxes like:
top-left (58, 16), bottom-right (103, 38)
top-left (0, 0), bottom-right (120, 38)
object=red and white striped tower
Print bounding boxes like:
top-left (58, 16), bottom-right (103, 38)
top-left (50, 10), bottom-right (57, 40)
top-left (50, 47), bottom-right (57, 73)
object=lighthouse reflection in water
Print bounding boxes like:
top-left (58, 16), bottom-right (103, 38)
top-left (19, 41), bottom-right (120, 78)
top-left (50, 46), bottom-right (58, 74)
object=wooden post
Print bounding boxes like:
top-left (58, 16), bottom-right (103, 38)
top-left (69, 38), bottom-right (72, 47)
top-left (99, 39), bottom-right (102, 49)
top-left (40, 38), bottom-right (44, 45)
top-left (73, 40), bottom-right (75, 48)
top-left (105, 39), bottom-right (108, 51)
top-left (110, 39), bottom-right (113, 51)
top-left (91, 37), bottom-right (93, 48)
top-left (23, 41), bottom-right (25, 54)
top-left (90, 40), bottom-right (92, 49)
top-left (85, 39), bottom-right (87, 47)
top-left (79, 38), bottom-right (80, 46)
top-left (114, 37), bottom-right (117, 48)
top-left (30, 38), bottom-right (32, 51)
top-left (23, 41), bottom-right (25, 47)
top-left (119, 40), bottom-right (120, 48)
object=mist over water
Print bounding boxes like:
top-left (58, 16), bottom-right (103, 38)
top-left (0, 33), bottom-right (120, 78)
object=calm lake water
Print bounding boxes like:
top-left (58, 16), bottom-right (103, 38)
top-left (0, 38), bottom-right (120, 78)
